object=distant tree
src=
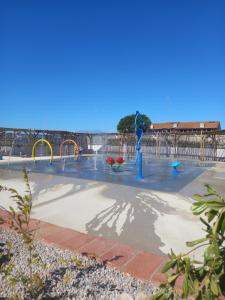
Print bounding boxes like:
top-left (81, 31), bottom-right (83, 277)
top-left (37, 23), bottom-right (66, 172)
top-left (117, 114), bottom-right (151, 134)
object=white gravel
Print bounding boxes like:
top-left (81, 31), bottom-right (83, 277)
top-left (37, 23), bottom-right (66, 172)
top-left (0, 229), bottom-right (157, 299)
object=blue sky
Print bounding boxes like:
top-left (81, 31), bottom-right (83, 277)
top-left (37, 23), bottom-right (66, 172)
top-left (1, 0), bottom-right (225, 132)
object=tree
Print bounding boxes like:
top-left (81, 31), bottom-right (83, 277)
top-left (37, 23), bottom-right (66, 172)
top-left (117, 114), bottom-right (151, 134)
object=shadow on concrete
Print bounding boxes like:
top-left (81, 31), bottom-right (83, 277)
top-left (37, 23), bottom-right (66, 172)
top-left (86, 187), bottom-right (174, 255)
top-left (31, 175), bottom-right (102, 210)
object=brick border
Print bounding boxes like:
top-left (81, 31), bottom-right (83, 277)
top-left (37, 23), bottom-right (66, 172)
top-left (0, 208), bottom-right (166, 285)
top-left (3, 209), bottom-right (225, 299)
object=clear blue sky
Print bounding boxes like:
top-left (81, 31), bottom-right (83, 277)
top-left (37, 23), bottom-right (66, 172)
top-left (1, 0), bottom-right (225, 132)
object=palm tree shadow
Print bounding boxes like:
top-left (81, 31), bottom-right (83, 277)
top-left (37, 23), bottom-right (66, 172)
top-left (86, 187), bottom-right (173, 255)
top-left (31, 175), bottom-right (101, 210)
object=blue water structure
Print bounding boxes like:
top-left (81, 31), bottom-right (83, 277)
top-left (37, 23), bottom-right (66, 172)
top-left (134, 111), bottom-right (144, 180)
top-left (171, 161), bottom-right (181, 174)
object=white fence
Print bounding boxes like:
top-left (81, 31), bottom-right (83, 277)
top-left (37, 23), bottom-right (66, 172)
top-left (91, 144), bottom-right (225, 161)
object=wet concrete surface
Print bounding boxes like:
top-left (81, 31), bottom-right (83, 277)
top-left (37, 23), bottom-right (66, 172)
top-left (0, 155), bottom-right (218, 193)
top-left (0, 156), bottom-right (225, 256)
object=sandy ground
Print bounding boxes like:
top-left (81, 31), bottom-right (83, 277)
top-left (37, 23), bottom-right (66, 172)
top-left (0, 157), bottom-right (225, 257)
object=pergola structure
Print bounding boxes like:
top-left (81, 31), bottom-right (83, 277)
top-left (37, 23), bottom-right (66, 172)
top-left (0, 127), bottom-right (91, 157)
top-left (1, 127), bottom-right (225, 161)
top-left (144, 129), bottom-right (225, 161)
top-left (104, 129), bottom-right (225, 161)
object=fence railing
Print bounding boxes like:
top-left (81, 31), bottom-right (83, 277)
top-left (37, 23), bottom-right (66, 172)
top-left (93, 144), bottom-right (225, 161)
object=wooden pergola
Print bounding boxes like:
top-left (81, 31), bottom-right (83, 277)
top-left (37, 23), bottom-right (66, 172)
top-left (1, 127), bottom-right (225, 161)
top-left (0, 127), bottom-right (91, 157)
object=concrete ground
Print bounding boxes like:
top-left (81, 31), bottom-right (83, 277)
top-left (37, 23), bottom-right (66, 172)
top-left (0, 156), bottom-right (225, 256)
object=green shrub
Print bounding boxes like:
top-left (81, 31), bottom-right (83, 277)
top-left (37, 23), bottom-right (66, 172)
top-left (0, 169), bottom-right (83, 299)
top-left (0, 169), bottom-right (44, 298)
top-left (151, 184), bottom-right (225, 299)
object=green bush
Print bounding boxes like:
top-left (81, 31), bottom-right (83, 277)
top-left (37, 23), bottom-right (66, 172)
top-left (151, 184), bottom-right (225, 299)
top-left (0, 169), bottom-right (44, 298)
top-left (0, 169), bottom-right (82, 299)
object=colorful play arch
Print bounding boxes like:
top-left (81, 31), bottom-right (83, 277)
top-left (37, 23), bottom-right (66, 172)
top-left (32, 139), bottom-right (53, 163)
top-left (60, 139), bottom-right (79, 160)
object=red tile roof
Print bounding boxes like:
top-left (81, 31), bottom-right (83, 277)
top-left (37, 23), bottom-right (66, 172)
top-left (151, 121), bottom-right (220, 130)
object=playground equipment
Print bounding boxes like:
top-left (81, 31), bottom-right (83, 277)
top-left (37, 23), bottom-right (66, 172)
top-left (134, 111), bottom-right (144, 179)
top-left (171, 161), bottom-right (181, 174)
top-left (60, 139), bottom-right (79, 160)
top-left (106, 156), bottom-right (125, 172)
top-left (32, 139), bottom-right (53, 164)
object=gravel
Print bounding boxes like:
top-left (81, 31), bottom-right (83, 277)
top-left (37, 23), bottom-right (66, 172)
top-left (0, 229), bottom-right (157, 299)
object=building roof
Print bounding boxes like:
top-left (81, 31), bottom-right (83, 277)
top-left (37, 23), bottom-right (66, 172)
top-left (151, 121), bottom-right (221, 130)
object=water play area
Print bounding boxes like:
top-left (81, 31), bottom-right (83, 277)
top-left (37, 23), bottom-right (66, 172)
top-left (1, 112), bottom-right (225, 257)
top-left (0, 155), bottom-right (217, 193)
top-left (2, 2), bottom-right (225, 297)
top-left (1, 153), bottom-right (225, 256)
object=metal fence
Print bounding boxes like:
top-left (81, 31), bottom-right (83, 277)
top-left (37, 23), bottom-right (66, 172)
top-left (91, 132), bottom-right (225, 161)
top-left (1, 128), bottom-right (225, 161)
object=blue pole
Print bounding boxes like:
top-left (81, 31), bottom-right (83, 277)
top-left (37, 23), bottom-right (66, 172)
top-left (136, 151), bottom-right (144, 180)
top-left (134, 110), bottom-right (144, 179)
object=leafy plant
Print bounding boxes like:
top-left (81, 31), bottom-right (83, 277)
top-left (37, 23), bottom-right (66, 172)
top-left (0, 168), bottom-right (85, 299)
top-left (151, 184), bottom-right (225, 300)
top-left (0, 169), bottom-right (44, 299)
top-left (0, 241), bottom-right (14, 278)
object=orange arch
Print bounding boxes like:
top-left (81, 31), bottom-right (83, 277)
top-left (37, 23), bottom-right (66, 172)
top-left (60, 139), bottom-right (79, 160)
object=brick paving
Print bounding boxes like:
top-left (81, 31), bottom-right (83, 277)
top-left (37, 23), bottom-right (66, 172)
top-left (0, 208), bottom-right (166, 286)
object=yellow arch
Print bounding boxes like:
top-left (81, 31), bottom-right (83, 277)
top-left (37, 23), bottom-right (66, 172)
top-left (32, 139), bottom-right (53, 163)
top-left (60, 139), bottom-right (79, 160)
